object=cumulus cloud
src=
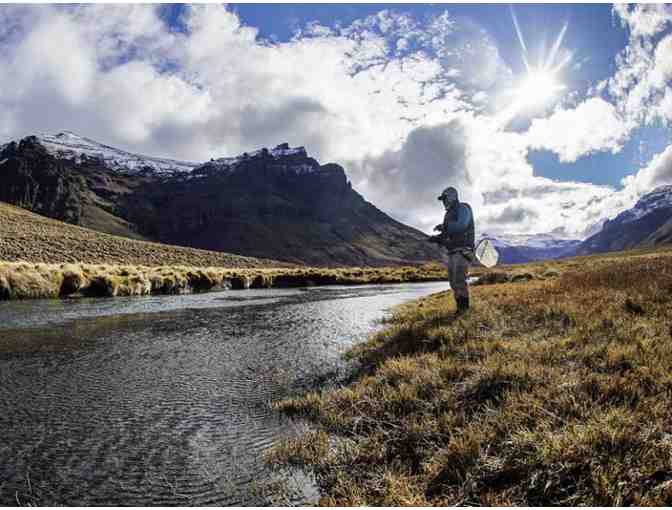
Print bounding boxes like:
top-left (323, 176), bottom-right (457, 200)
top-left (524, 98), bottom-right (629, 162)
top-left (622, 145), bottom-right (672, 193)
top-left (0, 5), bottom-right (482, 161)
top-left (606, 5), bottom-right (672, 126)
top-left (348, 111), bottom-right (628, 239)
top-left (480, 177), bottom-right (618, 238)
top-left (348, 120), bottom-right (476, 232)
top-left (613, 4), bottom-right (672, 38)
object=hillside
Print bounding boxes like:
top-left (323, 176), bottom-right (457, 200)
top-left (0, 133), bottom-right (446, 267)
top-left (272, 246), bottom-right (672, 505)
top-left (0, 201), bottom-right (281, 268)
top-left (577, 185), bottom-right (672, 255)
top-left (641, 215), bottom-right (672, 246)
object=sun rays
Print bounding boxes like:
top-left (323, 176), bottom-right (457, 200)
top-left (495, 7), bottom-right (573, 127)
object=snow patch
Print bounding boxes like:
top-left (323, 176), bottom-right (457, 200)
top-left (197, 143), bottom-right (314, 174)
top-left (480, 232), bottom-right (580, 250)
top-left (36, 131), bottom-right (199, 175)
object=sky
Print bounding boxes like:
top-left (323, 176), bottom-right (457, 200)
top-left (1, 3), bottom-right (671, 239)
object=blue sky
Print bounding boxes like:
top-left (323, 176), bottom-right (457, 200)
top-left (1, 4), bottom-right (671, 238)
top-left (230, 3), bottom-right (666, 188)
top-left (160, 3), bottom-right (671, 188)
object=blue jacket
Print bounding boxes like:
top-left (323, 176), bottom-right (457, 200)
top-left (440, 203), bottom-right (475, 250)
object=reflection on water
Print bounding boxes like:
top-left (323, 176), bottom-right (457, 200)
top-left (0, 282), bottom-right (449, 505)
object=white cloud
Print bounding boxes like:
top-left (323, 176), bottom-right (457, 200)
top-left (0, 5), bottom-right (482, 164)
top-left (608, 7), bottom-right (672, 126)
top-left (524, 97), bottom-right (629, 162)
top-left (613, 4), bottom-right (672, 38)
top-left (348, 112), bottom-right (633, 240)
top-left (13, 12), bottom-right (96, 104)
top-left (347, 119), bottom-right (479, 233)
top-left (622, 144), bottom-right (672, 193)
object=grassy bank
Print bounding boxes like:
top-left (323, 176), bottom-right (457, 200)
top-left (0, 261), bottom-right (449, 300)
top-left (270, 248), bottom-right (672, 505)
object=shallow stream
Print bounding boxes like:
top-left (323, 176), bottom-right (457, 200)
top-left (0, 282), bottom-right (449, 505)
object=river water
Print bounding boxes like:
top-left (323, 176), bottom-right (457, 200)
top-left (0, 282), bottom-right (449, 506)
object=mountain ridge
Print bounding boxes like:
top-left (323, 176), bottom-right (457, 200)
top-left (0, 132), bottom-right (446, 267)
top-left (576, 185), bottom-right (672, 255)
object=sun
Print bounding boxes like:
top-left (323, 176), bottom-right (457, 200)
top-left (515, 68), bottom-right (567, 108)
top-left (494, 7), bottom-right (573, 127)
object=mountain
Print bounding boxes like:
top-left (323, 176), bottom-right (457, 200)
top-left (480, 233), bottom-right (581, 264)
top-left (576, 185), bottom-right (672, 255)
top-left (0, 132), bottom-right (446, 267)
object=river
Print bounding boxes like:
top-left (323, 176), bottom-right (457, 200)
top-left (0, 281), bottom-right (449, 506)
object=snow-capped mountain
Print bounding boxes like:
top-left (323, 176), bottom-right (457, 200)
top-left (480, 232), bottom-right (581, 264)
top-left (2, 131), bottom-right (317, 177)
top-left (484, 185), bottom-right (672, 261)
top-left (30, 131), bottom-right (199, 174)
top-left (577, 185), bottom-right (672, 255)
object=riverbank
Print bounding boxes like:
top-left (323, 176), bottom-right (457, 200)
top-left (0, 261), bottom-right (449, 300)
top-left (270, 248), bottom-right (672, 505)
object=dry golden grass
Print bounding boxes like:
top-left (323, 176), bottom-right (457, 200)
top-left (0, 202), bottom-right (451, 300)
top-left (0, 201), bottom-right (281, 268)
top-left (270, 248), bottom-right (672, 506)
top-left (0, 261), bottom-right (449, 300)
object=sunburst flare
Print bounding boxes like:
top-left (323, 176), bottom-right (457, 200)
top-left (495, 7), bottom-right (573, 127)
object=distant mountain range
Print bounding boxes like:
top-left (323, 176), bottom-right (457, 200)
top-left (479, 233), bottom-right (581, 264)
top-left (0, 132), bottom-right (445, 267)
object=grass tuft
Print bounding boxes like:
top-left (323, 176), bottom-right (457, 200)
top-left (0, 262), bottom-right (450, 300)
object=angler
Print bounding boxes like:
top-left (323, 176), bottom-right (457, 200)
top-left (430, 186), bottom-right (475, 314)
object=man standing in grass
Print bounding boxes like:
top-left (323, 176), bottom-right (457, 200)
top-left (430, 186), bottom-right (475, 314)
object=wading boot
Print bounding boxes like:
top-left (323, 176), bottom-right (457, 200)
top-left (456, 296), bottom-right (470, 315)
